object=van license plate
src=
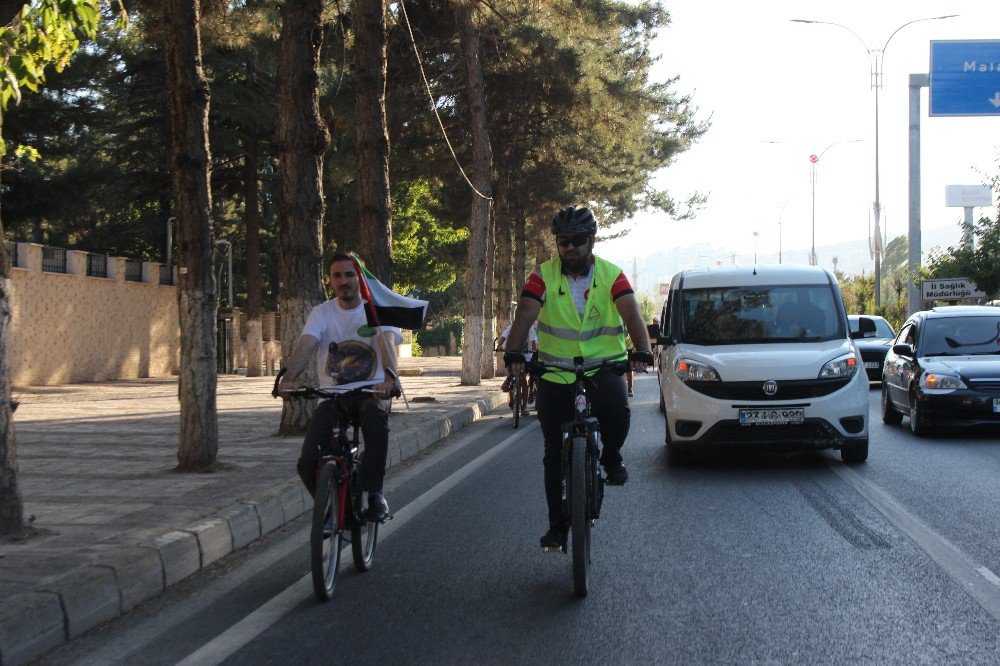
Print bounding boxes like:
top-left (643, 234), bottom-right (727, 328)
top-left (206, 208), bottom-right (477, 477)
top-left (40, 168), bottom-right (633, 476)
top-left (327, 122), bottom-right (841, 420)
top-left (864, 361), bottom-right (879, 369)
top-left (994, 398), bottom-right (1000, 413)
top-left (739, 408), bottom-right (805, 426)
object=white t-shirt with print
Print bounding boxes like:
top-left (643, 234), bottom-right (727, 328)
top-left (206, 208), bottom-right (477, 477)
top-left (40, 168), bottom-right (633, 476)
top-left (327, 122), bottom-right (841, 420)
top-left (499, 323), bottom-right (538, 351)
top-left (302, 299), bottom-right (403, 390)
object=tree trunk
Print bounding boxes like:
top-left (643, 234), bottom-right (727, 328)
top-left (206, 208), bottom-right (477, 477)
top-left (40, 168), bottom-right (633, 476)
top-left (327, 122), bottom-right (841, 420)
top-left (535, 232), bottom-right (551, 265)
top-left (0, 103), bottom-right (25, 535)
top-left (354, 0), bottom-right (393, 285)
top-left (243, 129), bottom-right (264, 377)
top-left (514, 203), bottom-right (527, 295)
top-left (163, 0), bottom-right (218, 471)
top-left (481, 209), bottom-right (495, 379)
top-left (457, 1), bottom-right (493, 386)
top-left (494, 175), bottom-right (513, 339)
top-left (276, 0), bottom-right (328, 434)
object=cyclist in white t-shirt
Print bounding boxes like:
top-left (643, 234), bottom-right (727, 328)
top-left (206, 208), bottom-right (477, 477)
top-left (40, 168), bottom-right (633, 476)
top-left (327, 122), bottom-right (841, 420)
top-left (497, 319), bottom-right (538, 415)
top-left (278, 253), bottom-right (401, 521)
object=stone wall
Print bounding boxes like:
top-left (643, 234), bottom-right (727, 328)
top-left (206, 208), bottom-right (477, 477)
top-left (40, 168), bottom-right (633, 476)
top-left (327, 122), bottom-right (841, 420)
top-left (8, 243), bottom-right (180, 386)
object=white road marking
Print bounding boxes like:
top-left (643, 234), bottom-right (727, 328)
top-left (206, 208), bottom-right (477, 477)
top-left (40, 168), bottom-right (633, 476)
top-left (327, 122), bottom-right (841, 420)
top-left (175, 421), bottom-right (540, 666)
top-left (830, 463), bottom-right (1000, 622)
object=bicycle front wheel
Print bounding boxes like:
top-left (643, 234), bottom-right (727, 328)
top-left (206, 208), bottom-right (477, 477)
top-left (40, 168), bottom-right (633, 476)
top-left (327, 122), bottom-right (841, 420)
top-left (569, 436), bottom-right (591, 597)
top-left (512, 380), bottom-right (521, 429)
top-left (352, 492), bottom-right (379, 572)
top-left (311, 462), bottom-right (342, 601)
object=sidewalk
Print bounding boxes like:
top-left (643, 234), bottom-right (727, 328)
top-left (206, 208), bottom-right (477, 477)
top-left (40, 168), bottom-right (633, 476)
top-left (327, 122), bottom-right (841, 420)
top-left (0, 357), bottom-right (507, 664)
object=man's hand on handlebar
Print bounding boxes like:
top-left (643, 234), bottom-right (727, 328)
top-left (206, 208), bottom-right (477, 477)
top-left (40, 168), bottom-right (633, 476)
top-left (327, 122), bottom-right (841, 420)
top-left (503, 351), bottom-right (527, 377)
top-left (629, 349), bottom-right (654, 373)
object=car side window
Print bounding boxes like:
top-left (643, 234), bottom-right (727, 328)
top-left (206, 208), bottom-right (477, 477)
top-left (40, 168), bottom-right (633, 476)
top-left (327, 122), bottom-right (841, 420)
top-left (901, 323), bottom-right (917, 346)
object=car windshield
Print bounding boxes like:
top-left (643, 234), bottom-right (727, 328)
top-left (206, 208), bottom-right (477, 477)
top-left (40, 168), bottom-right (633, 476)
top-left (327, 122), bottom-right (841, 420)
top-left (679, 284), bottom-right (844, 345)
top-left (849, 317), bottom-right (894, 338)
top-left (920, 316), bottom-right (1000, 356)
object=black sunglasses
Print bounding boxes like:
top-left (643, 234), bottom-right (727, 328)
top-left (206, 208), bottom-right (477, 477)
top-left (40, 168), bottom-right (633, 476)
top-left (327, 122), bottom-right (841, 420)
top-left (556, 233), bottom-right (590, 248)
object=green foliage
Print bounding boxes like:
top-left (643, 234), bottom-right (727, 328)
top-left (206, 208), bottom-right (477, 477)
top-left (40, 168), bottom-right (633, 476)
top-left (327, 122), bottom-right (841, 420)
top-left (0, 0), bottom-right (123, 154)
top-left (390, 178), bottom-right (467, 294)
top-left (924, 214), bottom-right (1000, 299)
top-left (415, 316), bottom-right (465, 354)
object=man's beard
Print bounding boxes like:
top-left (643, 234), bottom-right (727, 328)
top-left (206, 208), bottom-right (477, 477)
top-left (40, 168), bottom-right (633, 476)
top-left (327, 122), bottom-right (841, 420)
top-left (561, 249), bottom-right (591, 273)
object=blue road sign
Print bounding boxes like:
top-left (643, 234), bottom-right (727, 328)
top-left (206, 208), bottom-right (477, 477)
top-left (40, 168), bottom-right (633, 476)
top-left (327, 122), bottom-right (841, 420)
top-left (929, 40), bottom-right (1000, 117)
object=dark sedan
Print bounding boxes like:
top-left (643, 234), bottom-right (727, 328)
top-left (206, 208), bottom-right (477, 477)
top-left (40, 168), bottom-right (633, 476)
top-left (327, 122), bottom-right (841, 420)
top-left (849, 315), bottom-right (896, 382)
top-left (881, 306), bottom-right (1000, 435)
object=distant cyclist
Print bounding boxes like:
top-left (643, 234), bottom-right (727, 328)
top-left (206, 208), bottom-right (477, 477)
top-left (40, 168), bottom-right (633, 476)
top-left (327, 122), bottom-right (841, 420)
top-left (504, 206), bottom-right (652, 550)
top-left (497, 318), bottom-right (538, 415)
top-left (277, 253), bottom-right (401, 522)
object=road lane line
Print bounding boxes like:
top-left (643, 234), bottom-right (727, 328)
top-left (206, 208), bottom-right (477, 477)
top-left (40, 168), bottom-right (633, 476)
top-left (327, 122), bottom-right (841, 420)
top-left (175, 420), bottom-right (540, 666)
top-left (830, 463), bottom-right (1000, 622)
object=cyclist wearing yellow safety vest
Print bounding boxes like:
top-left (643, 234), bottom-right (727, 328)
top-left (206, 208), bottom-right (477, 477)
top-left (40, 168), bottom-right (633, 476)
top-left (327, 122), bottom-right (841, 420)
top-left (504, 206), bottom-right (653, 551)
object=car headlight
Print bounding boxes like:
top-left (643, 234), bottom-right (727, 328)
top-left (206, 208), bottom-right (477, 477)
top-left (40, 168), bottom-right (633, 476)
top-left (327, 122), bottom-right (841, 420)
top-left (819, 353), bottom-right (858, 379)
top-left (674, 358), bottom-right (720, 382)
top-left (920, 372), bottom-right (967, 391)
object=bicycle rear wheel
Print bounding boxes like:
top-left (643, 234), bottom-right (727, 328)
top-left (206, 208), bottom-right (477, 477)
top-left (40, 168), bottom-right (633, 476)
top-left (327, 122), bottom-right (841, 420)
top-left (352, 492), bottom-right (379, 572)
top-left (569, 436), bottom-right (591, 597)
top-left (311, 462), bottom-right (342, 601)
top-left (512, 380), bottom-right (521, 429)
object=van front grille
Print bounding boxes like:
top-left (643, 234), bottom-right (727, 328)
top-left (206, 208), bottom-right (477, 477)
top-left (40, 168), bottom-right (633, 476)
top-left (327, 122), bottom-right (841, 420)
top-left (686, 377), bottom-right (851, 401)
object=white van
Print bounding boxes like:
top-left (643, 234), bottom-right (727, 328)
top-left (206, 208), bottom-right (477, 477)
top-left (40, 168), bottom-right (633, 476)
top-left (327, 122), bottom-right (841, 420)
top-left (653, 264), bottom-right (870, 464)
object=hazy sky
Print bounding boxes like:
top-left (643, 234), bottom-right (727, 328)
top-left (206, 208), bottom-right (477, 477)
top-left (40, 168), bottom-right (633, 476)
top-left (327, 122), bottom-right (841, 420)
top-left (603, 0), bottom-right (1000, 271)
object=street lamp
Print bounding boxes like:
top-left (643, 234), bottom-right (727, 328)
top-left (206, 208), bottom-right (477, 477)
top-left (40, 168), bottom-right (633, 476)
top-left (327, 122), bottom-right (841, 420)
top-left (809, 140), bottom-right (863, 266)
top-left (791, 15), bottom-right (958, 301)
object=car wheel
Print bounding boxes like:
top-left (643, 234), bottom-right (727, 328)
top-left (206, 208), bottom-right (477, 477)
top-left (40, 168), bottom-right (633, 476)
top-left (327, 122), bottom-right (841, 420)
top-left (841, 438), bottom-right (868, 463)
top-left (909, 390), bottom-right (931, 437)
top-left (881, 383), bottom-right (903, 425)
top-left (664, 419), bottom-right (692, 465)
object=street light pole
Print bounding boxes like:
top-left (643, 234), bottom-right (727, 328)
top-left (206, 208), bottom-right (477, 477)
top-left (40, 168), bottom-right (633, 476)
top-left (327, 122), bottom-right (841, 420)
top-left (809, 140), bottom-right (863, 267)
top-left (792, 15), bottom-right (957, 305)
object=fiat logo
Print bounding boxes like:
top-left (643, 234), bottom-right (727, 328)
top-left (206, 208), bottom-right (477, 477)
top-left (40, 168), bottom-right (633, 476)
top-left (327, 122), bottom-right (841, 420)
top-left (763, 380), bottom-right (778, 396)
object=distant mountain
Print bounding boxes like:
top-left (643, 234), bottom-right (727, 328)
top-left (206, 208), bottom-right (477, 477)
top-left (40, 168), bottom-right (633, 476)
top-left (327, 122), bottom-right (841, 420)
top-left (612, 225), bottom-right (964, 295)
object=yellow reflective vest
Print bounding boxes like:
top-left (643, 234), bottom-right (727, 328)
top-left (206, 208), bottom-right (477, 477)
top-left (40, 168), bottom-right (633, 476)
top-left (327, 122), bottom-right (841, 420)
top-left (536, 256), bottom-right (627, 384)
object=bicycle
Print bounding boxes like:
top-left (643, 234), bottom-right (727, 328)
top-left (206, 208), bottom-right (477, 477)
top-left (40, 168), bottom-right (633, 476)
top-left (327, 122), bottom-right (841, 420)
top-left (494, 338), bottom-right (532, 429)
top-left (522, 352), bottom-right (635, 597)
top-left (272, 372), bottom-right (399, 601)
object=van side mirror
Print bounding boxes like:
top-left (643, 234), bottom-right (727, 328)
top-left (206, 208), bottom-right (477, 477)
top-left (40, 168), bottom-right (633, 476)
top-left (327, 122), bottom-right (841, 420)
top-left (646, 323), bottom-right (659, 340)
top-left (892, 343), bottom-right (914, 357)
top-left (850, 316), bottom-right (878, 340)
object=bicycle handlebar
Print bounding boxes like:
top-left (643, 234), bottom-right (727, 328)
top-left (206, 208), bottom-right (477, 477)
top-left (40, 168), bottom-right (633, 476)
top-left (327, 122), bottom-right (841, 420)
top-left (271, 367), bottom-right (401, 400)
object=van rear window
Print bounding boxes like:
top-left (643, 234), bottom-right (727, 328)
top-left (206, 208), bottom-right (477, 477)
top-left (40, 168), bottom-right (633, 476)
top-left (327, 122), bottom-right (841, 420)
top-left (679, 285), bottom-right (843, 345)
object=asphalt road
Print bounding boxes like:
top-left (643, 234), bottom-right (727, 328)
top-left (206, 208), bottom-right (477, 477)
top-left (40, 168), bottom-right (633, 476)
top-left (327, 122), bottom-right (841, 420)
top-left (44, 375), bottom-right (1000, 665)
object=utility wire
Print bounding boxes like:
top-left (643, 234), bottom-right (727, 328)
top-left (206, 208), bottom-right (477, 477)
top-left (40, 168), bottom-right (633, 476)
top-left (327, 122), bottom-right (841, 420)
top-left (398, 1), bottom-right (491, 201)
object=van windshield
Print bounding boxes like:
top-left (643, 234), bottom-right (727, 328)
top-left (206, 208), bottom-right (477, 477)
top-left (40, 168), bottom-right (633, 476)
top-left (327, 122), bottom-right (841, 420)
top-left (678, 284), bottom-right (844, 345)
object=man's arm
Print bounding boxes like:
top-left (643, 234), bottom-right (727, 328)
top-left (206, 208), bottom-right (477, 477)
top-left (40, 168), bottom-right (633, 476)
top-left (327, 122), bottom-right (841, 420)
top-left (505, 298), bottom-right (541, 375)
top-left (615, 294), bottom-right (652, 371)
top-left (373, 329), bottom-right (400, 400)
top-left (276, 334), bottom-right (320, 396)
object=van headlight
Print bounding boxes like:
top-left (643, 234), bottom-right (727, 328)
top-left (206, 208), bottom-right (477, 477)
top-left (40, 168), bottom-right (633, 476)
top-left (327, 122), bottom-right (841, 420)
top-left (819, 353), bottom-right (858, 379)
top-left (920, 372), bottom-right (966, 391)
top-left (674, 358), bottom-right (720, 382)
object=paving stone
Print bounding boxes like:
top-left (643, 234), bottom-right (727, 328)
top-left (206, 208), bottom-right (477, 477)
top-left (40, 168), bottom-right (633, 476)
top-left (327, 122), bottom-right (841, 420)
top-left (0, 591), bottom-right (65, 666)
top-left (216, 503), bottom-right (261, 551)
top-left (152, 530), bottom-right (200, 586)
top-left (100, 546), bottom-right (164, 612)
top-left (182, 517), bottom-right (232, 568)
top-left (38, 566), bottom-right (120, 639)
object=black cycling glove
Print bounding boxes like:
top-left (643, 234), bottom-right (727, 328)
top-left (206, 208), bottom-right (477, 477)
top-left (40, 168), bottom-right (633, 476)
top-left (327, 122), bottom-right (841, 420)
top-left (631, 350), bottom-right (654, 365)
top-left (503, 352), bottom-right (526, 367)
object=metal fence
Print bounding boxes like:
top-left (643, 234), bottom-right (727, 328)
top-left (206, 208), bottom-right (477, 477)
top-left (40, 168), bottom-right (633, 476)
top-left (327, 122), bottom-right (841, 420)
top-left (158, 264), bottom-right (173, 285)
top-left (124, 259), bottom-right (143, 282)
top-left (41, 246), bottom-right (67, 273)
top-left (86, 253), bottom-right (108, 278)
top-left (3, 241), bottom-right (15, 268)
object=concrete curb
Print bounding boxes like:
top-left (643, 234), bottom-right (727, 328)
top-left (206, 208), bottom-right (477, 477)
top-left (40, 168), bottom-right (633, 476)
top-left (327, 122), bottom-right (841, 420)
top-left (0, 390), bottom-right (509, 665)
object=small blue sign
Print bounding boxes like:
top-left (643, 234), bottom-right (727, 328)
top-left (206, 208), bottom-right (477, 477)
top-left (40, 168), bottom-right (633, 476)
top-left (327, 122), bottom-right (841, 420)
top-left (929, 40), bottom-right (1000, 117)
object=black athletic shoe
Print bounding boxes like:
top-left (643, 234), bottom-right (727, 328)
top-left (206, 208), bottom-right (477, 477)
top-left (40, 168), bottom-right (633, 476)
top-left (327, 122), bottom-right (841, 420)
top-left (604, 463), bottom-right (628, 486)
top-left (367, 492), bottom-right (389, 522)
top-left (539, 525), bottom-right (567, 552)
